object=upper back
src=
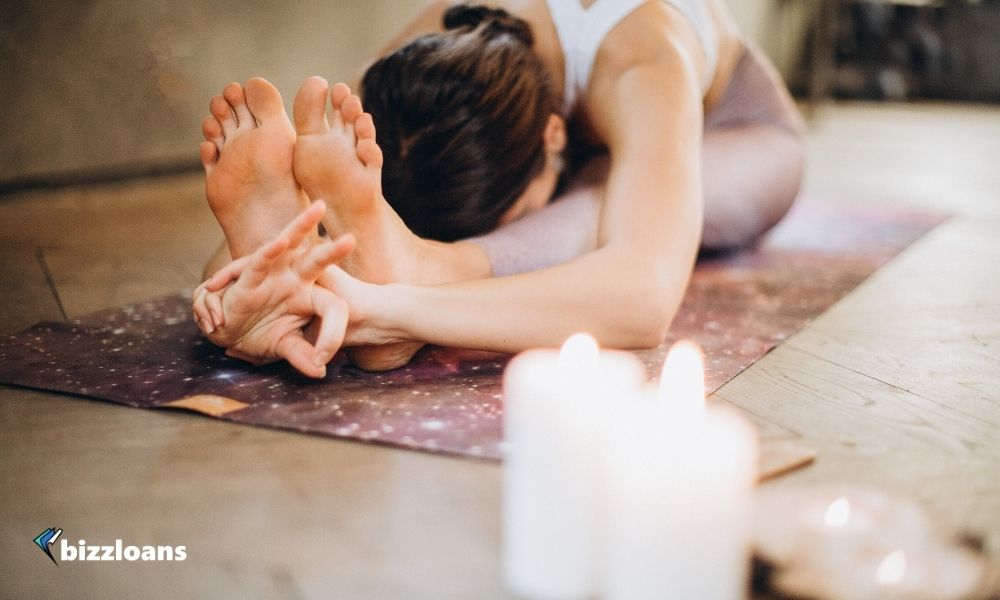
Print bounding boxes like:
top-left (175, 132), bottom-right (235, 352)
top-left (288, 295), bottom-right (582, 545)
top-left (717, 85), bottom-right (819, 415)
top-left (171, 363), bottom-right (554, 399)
top-left (544, 0), bottom-right (720, 117)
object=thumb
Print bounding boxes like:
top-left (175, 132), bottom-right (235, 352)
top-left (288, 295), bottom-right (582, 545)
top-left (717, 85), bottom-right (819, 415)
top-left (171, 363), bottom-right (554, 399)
top-left (275, 331), bottom-right (327, 379)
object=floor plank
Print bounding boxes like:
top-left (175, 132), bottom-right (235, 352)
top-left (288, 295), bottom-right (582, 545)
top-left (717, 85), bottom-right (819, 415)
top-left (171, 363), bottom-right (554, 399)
top-left (0, 245), bottom-right (63, 331)
top-left (0, 389), bottom-right (506, 599)
top-left (0, 173), bottom-right (221, 316)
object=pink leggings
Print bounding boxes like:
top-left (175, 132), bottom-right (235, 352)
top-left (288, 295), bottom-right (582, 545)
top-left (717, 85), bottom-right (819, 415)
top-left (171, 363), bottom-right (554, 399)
top-left (469, 41), bottom-right (807, 277)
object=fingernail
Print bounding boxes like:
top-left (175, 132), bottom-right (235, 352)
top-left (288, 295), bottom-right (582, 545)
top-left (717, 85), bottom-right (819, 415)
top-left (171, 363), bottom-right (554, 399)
top-left (314, 351), bottom-right (331, 367)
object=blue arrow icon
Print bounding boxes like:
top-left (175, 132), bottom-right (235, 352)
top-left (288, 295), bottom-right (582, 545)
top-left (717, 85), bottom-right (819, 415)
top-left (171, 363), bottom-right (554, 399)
top-left (33, 528), bottom-right (62, 566)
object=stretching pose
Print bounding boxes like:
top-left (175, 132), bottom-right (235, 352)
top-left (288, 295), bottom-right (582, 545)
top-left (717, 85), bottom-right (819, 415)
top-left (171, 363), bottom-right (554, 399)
top-left (193, 0), bottom-right (805, 376)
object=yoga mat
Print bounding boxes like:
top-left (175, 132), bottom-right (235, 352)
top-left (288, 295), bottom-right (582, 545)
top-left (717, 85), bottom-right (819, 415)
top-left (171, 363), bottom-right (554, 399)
top-left (0, 201), bottom-right (946, 477)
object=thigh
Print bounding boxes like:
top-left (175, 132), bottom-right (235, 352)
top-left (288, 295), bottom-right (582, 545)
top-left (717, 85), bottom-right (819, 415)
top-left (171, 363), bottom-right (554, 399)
top-left (701, 42), bottom-right (807, 250)
top-left (701, 125), bottom-right (805, 249)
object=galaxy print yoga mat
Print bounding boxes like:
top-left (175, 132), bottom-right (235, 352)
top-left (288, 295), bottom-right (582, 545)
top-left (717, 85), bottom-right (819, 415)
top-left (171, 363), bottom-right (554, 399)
top-left (0, 202), bottom-right (946, 474)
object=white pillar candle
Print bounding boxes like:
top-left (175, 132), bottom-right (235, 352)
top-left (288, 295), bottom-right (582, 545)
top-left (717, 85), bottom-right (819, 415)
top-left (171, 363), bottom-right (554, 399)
top-left (503, 334), bottom-right (646, 600)
top-left (604, 340), bottom-right (759, 600)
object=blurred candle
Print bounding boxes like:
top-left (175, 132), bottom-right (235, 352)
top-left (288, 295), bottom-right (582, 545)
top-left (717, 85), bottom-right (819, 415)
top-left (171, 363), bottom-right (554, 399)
top-left (755, 487), bottom-right (987, 600)
top-left (503, 334), bottom-right (646, 599)
top-left (825, 497), bottom-right (851, 529)
top-left (604, 340), bottom-right (759, 600)
top-left (876, 549), bottom-right (907, 587)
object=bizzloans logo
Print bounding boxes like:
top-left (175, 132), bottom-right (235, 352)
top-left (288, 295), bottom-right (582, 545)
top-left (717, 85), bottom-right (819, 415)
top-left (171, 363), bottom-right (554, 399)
top-left (33, 528), bottom-right (187, 566)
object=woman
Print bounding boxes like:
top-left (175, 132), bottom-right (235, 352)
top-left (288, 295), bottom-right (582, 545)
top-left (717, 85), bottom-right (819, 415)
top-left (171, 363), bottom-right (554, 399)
top-left (194, 0), bottom-right (805, 377)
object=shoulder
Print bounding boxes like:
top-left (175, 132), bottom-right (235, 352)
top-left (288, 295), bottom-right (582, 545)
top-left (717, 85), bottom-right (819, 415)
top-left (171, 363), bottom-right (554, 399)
top-left (583, 4), bottom-right (705, 147)
top-left (591, 2), bottom-right (707, 86)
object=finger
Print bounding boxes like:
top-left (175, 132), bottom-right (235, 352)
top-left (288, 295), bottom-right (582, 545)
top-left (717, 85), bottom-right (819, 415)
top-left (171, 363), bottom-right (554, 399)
top-left (282, 200), bottom-right (328, 250)
top-left (196, 317), bottom-right (215, 336)
top-left (311, 287), bottom-right (348, 366)
top-left (192, 287), bottom-right (216, 332)
top-left (316, 262), bottom-right (350, 290)
top-left (276, 332), bottom-right (327, 379)
top-left (205, 290), bottom-right (225, 327)
top-left (298, 234), bottom-right (356, 280)
top-left (206, 255), bottom-right (251, 292)
top-left (240, 236), bottom-right (290, 289)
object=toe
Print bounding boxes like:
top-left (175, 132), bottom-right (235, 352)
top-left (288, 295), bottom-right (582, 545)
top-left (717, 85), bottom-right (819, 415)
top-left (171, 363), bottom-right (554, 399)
top-left (210, 95), bottom-right (237, 138)
top-left (293, 76), bottom-right (331, 135)
top-left (357, 138), bottom-right (384, 170)
top-left (201, 115), bottom-right (225, 154)
top-left (354, 113), bottom-right (376, 142)
top-left (330, 83), bottom-right (351, 110)
top-left (341, 94), bottom-right (364, 123)
top-left (223, 82), bottom-right (256, 129)
top-left (200, 141), bottom-right (219, 173)
top-left (244, 77), bottom-right (287, 124)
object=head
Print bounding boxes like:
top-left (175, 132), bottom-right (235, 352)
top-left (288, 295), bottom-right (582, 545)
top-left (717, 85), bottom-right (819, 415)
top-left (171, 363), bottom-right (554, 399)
top-left (360, 4), bottom-right (566, 241)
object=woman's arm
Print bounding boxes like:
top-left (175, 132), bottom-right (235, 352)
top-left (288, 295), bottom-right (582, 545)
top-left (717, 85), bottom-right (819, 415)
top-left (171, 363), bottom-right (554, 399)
top-left (347, 48), bottom-right (706, 352)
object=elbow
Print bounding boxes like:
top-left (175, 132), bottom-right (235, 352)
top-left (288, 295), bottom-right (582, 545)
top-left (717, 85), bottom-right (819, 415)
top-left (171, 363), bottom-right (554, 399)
top-left (612, 279), bottom-right (678, 349)
top-left (595, 248), bottom-right (691, 350)
top-left (628, 295), bottom-right (675, 349)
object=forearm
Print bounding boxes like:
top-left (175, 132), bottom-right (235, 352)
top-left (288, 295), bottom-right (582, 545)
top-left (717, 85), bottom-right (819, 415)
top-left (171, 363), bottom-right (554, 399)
top-left (369, 246), bottom-right (692, 353)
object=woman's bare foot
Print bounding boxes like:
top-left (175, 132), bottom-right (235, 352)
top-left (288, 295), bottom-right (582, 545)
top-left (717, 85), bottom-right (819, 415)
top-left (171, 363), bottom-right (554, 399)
top-left (201, 78), bottom-right (309, 259)
top-left (292, 77), bottom-right (425, 285)
top-left (293, 78), bottom-right (435, 371)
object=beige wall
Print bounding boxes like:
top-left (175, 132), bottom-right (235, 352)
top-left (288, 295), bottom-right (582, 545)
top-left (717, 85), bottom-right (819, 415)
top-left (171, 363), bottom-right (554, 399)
top-left (0, 0), bottom-right (804, 186)
top-left (728, 0), bottom-right (811, 78)
top-left (0, 0), bottom-right (423, 185)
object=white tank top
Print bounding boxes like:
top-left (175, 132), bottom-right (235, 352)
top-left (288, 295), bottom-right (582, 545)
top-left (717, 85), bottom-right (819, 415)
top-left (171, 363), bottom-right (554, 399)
top-left (545, 0), bottom-right (719, 115)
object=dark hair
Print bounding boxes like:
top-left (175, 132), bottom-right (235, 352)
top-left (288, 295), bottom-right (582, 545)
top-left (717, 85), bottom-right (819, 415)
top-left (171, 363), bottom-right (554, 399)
top-left (360, 4), bottom-right (559, 241)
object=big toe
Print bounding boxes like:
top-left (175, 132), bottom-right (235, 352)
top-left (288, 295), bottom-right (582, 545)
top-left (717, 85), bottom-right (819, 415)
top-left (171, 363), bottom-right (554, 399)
top-left (293, 76), bottom-right (331, 135)
top-left (244, 77), bottom-right (287, 124)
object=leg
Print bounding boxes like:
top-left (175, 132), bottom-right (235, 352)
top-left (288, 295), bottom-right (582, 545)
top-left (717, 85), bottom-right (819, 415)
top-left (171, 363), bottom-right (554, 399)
top-left (292, 77), bottom-right (424, 285)
top-left (700, 41), bottom-right (806, 250)
top-left (467, 123), bottom-right (804, 275)
top-left (200, 78), bottom-right (309, 272)
top-left (291, 78), bottom-right (432, 371)
top-left (467, 40), bottom-right (807, 273)
top-left (467, 158), bottom-right (607, 277)
top-left (700, 126), bottom-right (804, 250)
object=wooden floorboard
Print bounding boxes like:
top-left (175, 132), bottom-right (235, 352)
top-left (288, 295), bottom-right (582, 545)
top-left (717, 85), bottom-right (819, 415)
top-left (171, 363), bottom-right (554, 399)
top-left (723, 105), bottom-right (1000, 558)
top-left (0, 245), bottom-right (64, 331)
top-left (0, 173), bottom-right (220, 318)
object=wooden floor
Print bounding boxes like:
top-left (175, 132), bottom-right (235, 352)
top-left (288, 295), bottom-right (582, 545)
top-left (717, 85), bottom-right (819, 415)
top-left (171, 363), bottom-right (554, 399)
top-left (1, 102), bottom-right (998, 598)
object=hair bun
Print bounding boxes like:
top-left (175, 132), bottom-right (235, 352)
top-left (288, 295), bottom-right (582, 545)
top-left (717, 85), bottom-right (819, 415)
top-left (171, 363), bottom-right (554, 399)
top-left (443, 3), bottom-right (534, 45)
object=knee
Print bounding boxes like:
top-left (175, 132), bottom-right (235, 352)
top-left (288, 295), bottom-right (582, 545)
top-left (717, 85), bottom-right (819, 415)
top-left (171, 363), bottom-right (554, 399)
top-left (764, 131), bottom-right (806, 229)
top-left (702, 130), bottom-right (806, 251)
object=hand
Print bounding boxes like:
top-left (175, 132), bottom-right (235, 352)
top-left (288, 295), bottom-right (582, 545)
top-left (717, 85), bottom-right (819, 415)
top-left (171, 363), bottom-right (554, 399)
top-left (315, 264), bottom-right (427, 374)
top-left (192, 200), bottom-right (356, 378)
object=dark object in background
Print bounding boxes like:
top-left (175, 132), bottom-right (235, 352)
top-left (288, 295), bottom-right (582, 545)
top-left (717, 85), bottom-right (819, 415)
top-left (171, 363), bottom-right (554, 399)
top-left (795, 1), bottom-right (1000, 103)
